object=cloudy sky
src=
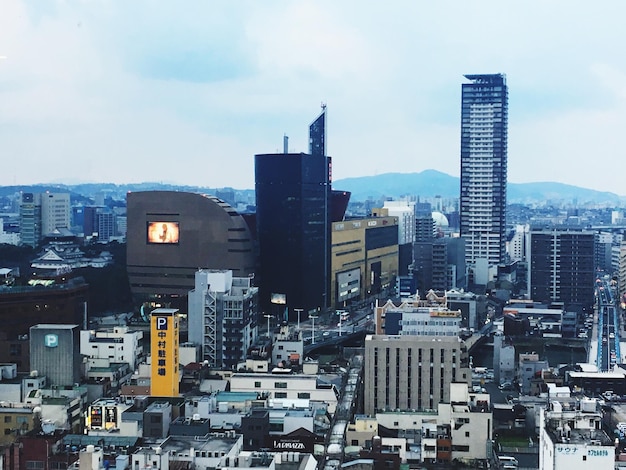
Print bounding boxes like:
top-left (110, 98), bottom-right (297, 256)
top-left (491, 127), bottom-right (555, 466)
top-left (2, 1), bottom-right (625, 195)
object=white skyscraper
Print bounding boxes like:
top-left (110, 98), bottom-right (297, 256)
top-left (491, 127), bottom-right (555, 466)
top-left (460, 74), bottom-right (508, 285)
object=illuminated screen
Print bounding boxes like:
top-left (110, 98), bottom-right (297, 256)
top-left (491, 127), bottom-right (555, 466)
top-left (147, 222), bottom-right (180, 244)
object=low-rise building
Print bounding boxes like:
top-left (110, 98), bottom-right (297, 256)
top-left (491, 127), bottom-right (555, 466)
top-left (539, 397), bottom-right (614, 469)
top-left (229, 373), bottom-right (339, 414)
top-left (80, 326), bottom-right (144, 370)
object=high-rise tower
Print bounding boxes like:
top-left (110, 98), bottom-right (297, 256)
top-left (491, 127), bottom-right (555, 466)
top-left (459, 74), bottom-right (508, 285)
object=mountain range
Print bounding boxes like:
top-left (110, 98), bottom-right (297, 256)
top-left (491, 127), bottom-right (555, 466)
top-left (0, 170), bottom-right (624, 206)
top-left (333, 170), bottom-right (626, 205)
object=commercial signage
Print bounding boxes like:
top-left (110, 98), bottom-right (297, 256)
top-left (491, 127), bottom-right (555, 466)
top-left (429, 310), bottom-right (461, 318)
top-left (44, 334), bottom-right (59, 348)
top-left (151, 309), bottom-right (180, 397)
top-left (271, 293), bottom-right (287, 305)
top-left (90, 406), bottom-right (103, 428)
top-left (271, 437), bottom-right (313, 453)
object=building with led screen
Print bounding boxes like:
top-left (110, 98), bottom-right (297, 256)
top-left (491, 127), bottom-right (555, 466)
top-left (126, 191), bottom-right (255, 308)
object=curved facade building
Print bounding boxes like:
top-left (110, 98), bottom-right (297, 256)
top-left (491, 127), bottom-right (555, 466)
top-left (127, 191), bottom-right (255, 303)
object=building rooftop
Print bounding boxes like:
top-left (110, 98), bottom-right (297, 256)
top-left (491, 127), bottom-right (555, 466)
top-left (160, 434), bottom-right (240, 454)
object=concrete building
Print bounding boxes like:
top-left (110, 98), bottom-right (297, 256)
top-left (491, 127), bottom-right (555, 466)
top-left (0, 405), bottom-right (36, 446)
top-left (373, 383), bottom-right (492, 465)
top-left (595, 231), bottom-right (613, 273)
top-left (19, 192), bottom-right (41, 247)
top-left (493, 333), bottom-right (515, 386)
top-left (529, 229), bottom-right (595, 307)
top-left (271, 325), bottom-right (303, 367)
top-left (374, 294), bottom-right (462, 337)
top-left (40, 192), bottom-right (71, 237)
top-left (187, 270), bottom-right (258, 370)
top-left (126, 191), bottom-right (255, 308)
top-left (29, 324), bottom-right (82, 387)
top-left (380, 200), bottom-right (416, 276)
top-left (0, 218), bottom-right (20, 245)
top-left (331, 216), bottom-right (399, 309)
top-left (229, 373), bottom-right (339, 414)
top-left (518, 352), bottom-right (548, 395)
top-left (508, 223), bottom-right (530, 263)
top-left (539, 397), bottom-right (614, 470)
top-left (80, 326), bottom-right (144, 370)
top-left (364, 335), bottom-right (470, 414)
top-left (460, 74), bottom-right (508, 285)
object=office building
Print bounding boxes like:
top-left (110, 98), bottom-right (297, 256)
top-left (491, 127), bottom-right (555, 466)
top-left (594, 231), bottom-right (613, 273)
top-left (41, 192), bottom-right (71, 236)
top-left (331, 216), bottom-right (399, 309)
top-left (126, 191), bottom-right (255, 307)
top-left (460, 74), bottom-right (508, 285)
top-left (379, 201), bottom-right (415, 276)
top-left (187, 270), bottom-right (258, 370)
top-left (19, 192), bottom-right (41, 247)
top-left (529, 229), bottom-right (595, 307)
top-left (29, 324), bottom-right (82, 387)
top-left (375, 294), bottom-right (462, 337)
top-left (364, 335), bottom-right (470, 414)
top-left (150, 308), bottom-right (180, 397)
top-left (255, 152), bottom-right (331, 316)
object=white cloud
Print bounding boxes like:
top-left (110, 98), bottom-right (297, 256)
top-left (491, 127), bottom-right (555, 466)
top-left (1, 1), bottom-right (626, 194)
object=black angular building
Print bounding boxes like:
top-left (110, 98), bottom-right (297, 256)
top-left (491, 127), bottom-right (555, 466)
top-left (254, 152), bottom-right (331, 318)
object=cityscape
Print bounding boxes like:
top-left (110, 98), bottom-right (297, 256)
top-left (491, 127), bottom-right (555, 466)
top-left (0, 69), bottom-right (626, 470)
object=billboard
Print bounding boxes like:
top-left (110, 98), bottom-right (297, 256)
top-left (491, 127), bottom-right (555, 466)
top-left (151, 308), bottom-right (180, 397)
top-left (336, 268), bottom-right (361, 303)
top-left (147, 222), bottom-right (180, 244)
top-left (271, 293), bottom-right (287, 305)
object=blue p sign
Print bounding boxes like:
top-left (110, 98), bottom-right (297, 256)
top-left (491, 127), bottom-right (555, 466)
top-left (156, 317), bottom-right (168, 330)
top-left (44, 334), bottom-right (58, 348)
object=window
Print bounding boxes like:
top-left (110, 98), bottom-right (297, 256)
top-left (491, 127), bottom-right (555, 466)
top-left (297, 392), bottom-right (310, 399)
top-left (275, 392), bottom-right (287, 398)
top-left (254, 381), bottom-right (261, 388)
top-left (25, 462), bottom-right (45, 470)
top-left (4, 429), bottom-right (11, 435)
top-left (465, 431), bottom-right (470, 437)
top-left (4, 416), bottom-right (11, 423)
top-left (275, 382), bottom-right (287, 389)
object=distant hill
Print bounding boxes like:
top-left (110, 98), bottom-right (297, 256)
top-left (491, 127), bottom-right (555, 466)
top-left (0, 171), bottom-right (623, 206)
top-left (333, 170), bottom-right (626, 205)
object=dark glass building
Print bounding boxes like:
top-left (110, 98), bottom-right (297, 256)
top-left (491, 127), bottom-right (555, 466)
top-left (309, 107), bottom-right (326, 157)
top-left (254, 152), bottom-right (332, 317)
top-left (460, 74), bottom-right (508, 281)
top-left (529, 229), bottom-right (595, 307)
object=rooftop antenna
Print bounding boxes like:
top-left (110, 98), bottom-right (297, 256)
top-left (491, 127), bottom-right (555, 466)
top-left (321, 101), bottom-right (327, 111)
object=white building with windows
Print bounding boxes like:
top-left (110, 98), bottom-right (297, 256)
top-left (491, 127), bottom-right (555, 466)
top-left (539, 397), bottom-right (614, 470)
top-left (41, 192), bottom-right (71, 236)
top-left (80, 326), bottom-right (143, 369)
top-left (229, 373), bottom-right (339, 414)
top-left (188, 270), bottom-right (258, 370)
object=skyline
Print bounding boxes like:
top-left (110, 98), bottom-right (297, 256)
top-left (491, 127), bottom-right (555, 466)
top-left (2, 2), bottom-right (626, 195)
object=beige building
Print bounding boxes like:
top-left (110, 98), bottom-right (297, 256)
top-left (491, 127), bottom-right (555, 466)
top-left (331, 216), bottom-right (399, 309)
top-left (364, 335), bottom-right (470, 414)
top-left (372, 383), bottom-right (493, 464)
